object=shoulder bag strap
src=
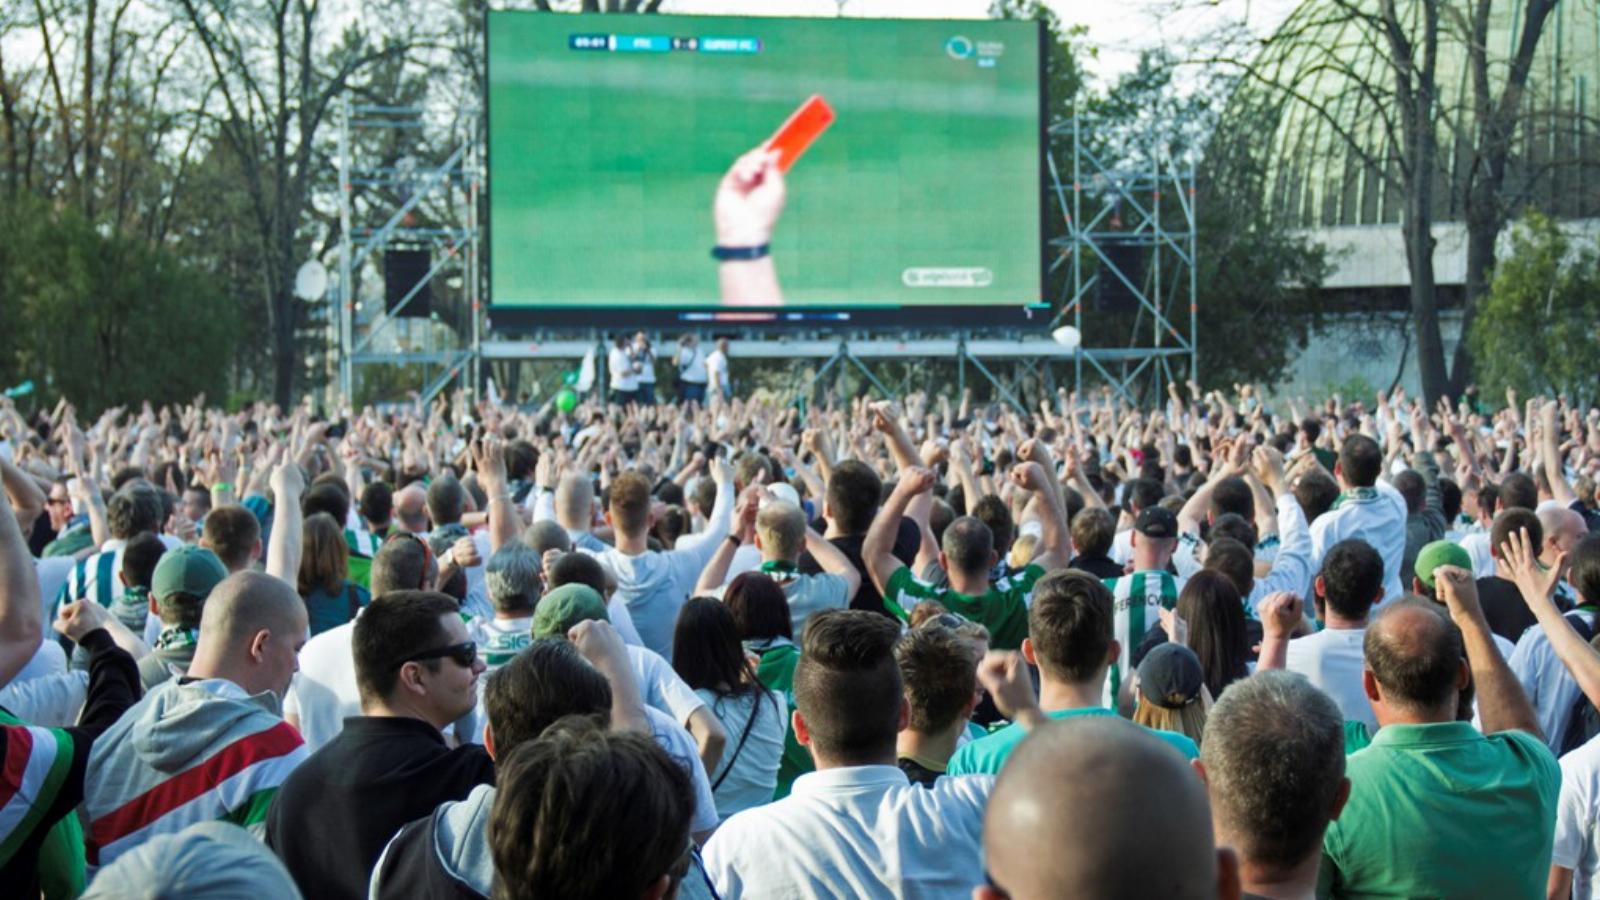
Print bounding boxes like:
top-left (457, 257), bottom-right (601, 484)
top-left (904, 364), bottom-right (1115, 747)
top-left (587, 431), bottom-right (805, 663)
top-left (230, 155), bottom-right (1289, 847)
top-left (710, 693), bottom-right (767, 793)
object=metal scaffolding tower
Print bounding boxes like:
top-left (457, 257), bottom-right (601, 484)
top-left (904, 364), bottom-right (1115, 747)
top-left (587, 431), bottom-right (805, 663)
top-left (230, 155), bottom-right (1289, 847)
top-left (1049, 112), bottom-right (1199, 404)
top-left (335, 102), bottom-right (482, 404)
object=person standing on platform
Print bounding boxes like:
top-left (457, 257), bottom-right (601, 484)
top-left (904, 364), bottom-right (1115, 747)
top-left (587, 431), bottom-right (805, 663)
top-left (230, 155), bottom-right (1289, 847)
top-left (633, 332), bottom-right (658, 407)
top-left (676, 335), bottom-right (709, 405)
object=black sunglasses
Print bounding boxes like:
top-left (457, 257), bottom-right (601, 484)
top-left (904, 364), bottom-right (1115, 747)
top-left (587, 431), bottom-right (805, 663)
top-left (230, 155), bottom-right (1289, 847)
top-left (398, 641), bottom-right (477, 669)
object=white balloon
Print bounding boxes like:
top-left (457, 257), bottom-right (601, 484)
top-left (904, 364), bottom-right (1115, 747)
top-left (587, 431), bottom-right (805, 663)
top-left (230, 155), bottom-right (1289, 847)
top-left (1051, 325), bottom-right (1082, 350)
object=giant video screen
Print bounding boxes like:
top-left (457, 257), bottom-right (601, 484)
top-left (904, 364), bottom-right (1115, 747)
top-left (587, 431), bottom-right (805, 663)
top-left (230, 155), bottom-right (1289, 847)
top-left (487, 12), bottom-right (1044, 327)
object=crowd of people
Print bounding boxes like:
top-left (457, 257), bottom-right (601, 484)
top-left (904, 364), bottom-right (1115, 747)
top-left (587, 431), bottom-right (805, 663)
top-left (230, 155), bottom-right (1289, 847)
top-left (1, 377), bottom-right (1598, 899)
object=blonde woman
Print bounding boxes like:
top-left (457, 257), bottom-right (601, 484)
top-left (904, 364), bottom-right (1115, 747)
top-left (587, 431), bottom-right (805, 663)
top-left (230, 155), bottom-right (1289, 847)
top-left (1132, 643), bottom-right (1209, 748)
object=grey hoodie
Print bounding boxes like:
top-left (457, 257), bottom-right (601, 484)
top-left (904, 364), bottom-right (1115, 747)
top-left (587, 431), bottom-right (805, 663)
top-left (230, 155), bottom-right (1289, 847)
top-left (370, 785), bottom-right (719, 900)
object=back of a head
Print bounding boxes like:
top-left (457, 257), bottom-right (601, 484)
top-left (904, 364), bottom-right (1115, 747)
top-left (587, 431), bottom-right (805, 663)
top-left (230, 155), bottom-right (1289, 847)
top-left (1202, 670), bottom-right (1346, 877)
top-left (607, 471), bottom-right (652, 537)
top-left (297, 512), bottom-right (348, 597)
top-left (1364, 598), bottom-right (1463, 713)
top-left (484, 638), bottom-right (611, 754)
top-left (546, 551), bottom-right (608, 596)
top-left (793, 610), bottom-right (903, 765)
top-left (1569, 534), bottom-right (1600, 607)
top-left (522, 519), bottom-right (572, 556)
top-left (1126, 478), bottom-right (1165, 514)
top-left (426, 474), bottom-right (466, 527)
top-left (970, 495), bottom-right (1014, 558)
top-left (984, 717), bottom-right (1219, 900)
top-left (1499, 472), bottom-right (1538, 512)
top-left (1391, 470), bottom-right (1424, 515)
top-left (352, 590), bottom-right (459, 706)
top-left (79, 820), bottom-right (303, 900)
top-left (393, 485), bottom-right (429, 531)
top-left (122, 532), bottom-right (167, 589)
top-left (1490, 508), bottom-right (1542, 562)
top-left (358, 481), bottom-right (394, 527)
top-left (490, 718), bottom-right (692, 900)
top-left (506, 440), bottom-right (538, 483)
top-left (108, 483), bottom-right (164, 540)
top-left (1210, 477), bottom-right (1253, 520)
top-left (733, 451), bottom-right (771, 492)
top-left (672, 597), bottom-right (752, 696)
top-left (197, 571), bottom-right (305, 655)
top-left (895, 626), bottom-right (977, 735)
top-left (942, 516), bottom-right (995, 576)
top-left (1176, 570), bottom-right (1250, 699)
top-left (1319, 539), bottom-right (1384, 620)
top-left (1203, 537), bottom-right (1256, 602)
top-left (1071, 506), bottom-right (1115, 558)
top-left (826, 460), bottom-right (883, 534)
top-left (1293, 469), bottom-right (1340, 522)
top-left (203, 505), bottom-right (261, 572)
top-left (1438, 477), bottom-right (1463, 522)
top-left (1300, 417), bottom-right (1322, 444)
top-left (301, 481), bottom-right (351, 527)
top-left (1208, 513), bottom-right (1257, 551)
top-left (485, 545), bottom-right (542, 615)
top-left (1028, 570), bottom-right (1114, 683)
top-left (1337, 435), bottom-right (1382, 488)
top-left (554, 473), bottom-right (595, 525)
top-left (370, 534), bottom-right (435, 598)
top-left (755, 500), bottom-right (806, 562)
top-left (724, 571), bottom-right (793, 641)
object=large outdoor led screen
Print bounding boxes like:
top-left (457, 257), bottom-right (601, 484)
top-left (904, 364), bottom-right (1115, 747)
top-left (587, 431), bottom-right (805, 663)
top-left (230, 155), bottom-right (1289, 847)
top-left (487, 12), bottom-right (1045, 327)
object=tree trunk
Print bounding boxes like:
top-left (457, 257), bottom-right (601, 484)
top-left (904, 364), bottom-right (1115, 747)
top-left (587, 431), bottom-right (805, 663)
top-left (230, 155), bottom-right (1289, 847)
top-left (1452, 208), bottom-right (1496, 395)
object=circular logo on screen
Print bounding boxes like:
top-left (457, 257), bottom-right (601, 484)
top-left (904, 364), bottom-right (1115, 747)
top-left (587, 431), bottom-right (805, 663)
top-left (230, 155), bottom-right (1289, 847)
top-left (945, 36), bottom-right (974, 60)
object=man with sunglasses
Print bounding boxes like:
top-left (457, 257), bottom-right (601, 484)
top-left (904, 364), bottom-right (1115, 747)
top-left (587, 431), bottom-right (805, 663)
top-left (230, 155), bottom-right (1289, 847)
top-left (266, 590), bottom-right (492, 900)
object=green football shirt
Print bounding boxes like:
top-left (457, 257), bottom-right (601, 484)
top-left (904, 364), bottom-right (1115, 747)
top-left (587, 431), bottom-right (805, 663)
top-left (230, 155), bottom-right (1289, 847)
top-left (752, 639), bottom-right (813, 799)
top-left (882, 564), bottom-right (1043, 650)
top-left (1318, 721), bottom-right (1558, 899)
top-left (945, 707), bottom-right (1199, 776)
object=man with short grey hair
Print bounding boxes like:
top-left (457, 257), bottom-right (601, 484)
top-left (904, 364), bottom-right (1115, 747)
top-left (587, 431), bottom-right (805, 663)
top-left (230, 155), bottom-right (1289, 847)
top-left (471, 545), bottom-right (543, 672)
top-left (1197, 670), bottom-right (1349, 900)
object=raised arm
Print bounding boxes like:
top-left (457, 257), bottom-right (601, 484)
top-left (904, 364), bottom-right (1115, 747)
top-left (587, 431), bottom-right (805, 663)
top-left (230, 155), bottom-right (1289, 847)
top-left (0, 454), bottom-right (45, 535)
top-left (1012, 450), bottom-right (1069, 572)
top-left (863, 467), bottom-right (936, 598)
top-left (0, 489), bottom-right (44, 688)
top-left (803, 522), bottom-right (861, 600)
top-left (474, 434), bottom-right (521, 555)
top-left (1503, 528), bottom-right (1600, 714)
top-left (1541, 400), bottom-right (1579, 507)
top-left (265, 461), bottom-right (305, 587)
top-left (694, 487), bottom-right (758, 596)
top-left (1254, 592), bottom-right (1305, 672)
top-left (1434, 565), bottom-right (1542, 738)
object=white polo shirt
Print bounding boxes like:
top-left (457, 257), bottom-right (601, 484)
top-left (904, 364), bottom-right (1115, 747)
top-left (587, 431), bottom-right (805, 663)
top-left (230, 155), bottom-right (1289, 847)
top-left (702, 765), bottom-right (992, 898)
top-left (1554, 736), bottom-right (1600, 898)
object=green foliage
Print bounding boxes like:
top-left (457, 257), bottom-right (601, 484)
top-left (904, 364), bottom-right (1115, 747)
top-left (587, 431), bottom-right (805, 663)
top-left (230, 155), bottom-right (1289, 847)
top-left (1468, 211), bottom-right (1600, 400)
top-left (0, 196), bottom-right (239, 414)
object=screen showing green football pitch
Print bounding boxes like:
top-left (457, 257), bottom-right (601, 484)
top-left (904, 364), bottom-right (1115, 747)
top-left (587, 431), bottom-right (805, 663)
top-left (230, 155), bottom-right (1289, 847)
top-left (486, 12), bottom-right (1044, 327)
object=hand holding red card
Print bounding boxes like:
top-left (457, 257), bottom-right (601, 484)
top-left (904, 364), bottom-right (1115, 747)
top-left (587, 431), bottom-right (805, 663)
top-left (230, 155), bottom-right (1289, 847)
top-left (764, 95), bottom-right (836, 173)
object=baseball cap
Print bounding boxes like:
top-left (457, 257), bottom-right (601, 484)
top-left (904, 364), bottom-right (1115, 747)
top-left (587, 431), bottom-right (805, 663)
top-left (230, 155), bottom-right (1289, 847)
top-left (1413, 540), bottom-right (1472, 591)
top-left (1134, 506), bottom-right (1179, 539)
top-left (762, 482), bottom-right (801, 509)
top-left (530, 583), bottom-right (609, 638)
top-left (1137, 643), bottom-right (1205, 710)
top-left (151, 545), bottom-right (229, 602)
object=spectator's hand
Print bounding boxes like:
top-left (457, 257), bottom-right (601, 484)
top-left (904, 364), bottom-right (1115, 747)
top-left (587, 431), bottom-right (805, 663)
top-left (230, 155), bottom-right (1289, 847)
top-left (569, 618), bottom-right (627, 672)
top-left (1251, 445), bottom-right (1286, 493)
top-left (1009, 461), bottom-right (1051, 494)
top-left (895, 466), bottom-right (937, 497)
top-left (976, 651), bottom-right (1043, 726)
top-left (54, 600), bottom-right (112, 645)
top-left (1433, 565), bottom-right (1485, 625)
top-left (708, 454), bottom-right (734, 487)
top-left (269, 460), bottom-right (304, 500)
top-left (1258, 592), bottom-right (1303, 643)
top-left (714, 148), bottom-right (786, 247)
top-left (541, 548), bottom-right (564, 574)
top-left (449, 536), bottom-right (482, 569)
top-left (1018, 438), bottom-right (1052, 467)
top-left (869, 402), bottom-right (898, 436)
top-left (1502, 526), bottom-right (1563, 609)
top-left (166, 511), bottom-right (197, 544)
top-left (473, 434), bottom-right (508, 496)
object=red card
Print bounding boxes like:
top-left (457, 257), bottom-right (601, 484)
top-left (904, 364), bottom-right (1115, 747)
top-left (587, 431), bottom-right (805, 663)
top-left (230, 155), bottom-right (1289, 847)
top-left (764, 95), bottom-right (836, 173)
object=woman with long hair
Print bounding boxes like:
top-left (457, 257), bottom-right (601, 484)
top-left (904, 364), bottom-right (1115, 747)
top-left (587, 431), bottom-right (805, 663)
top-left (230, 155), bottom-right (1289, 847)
top-left (722, 572), bottom-right (812, 799)
top-left (672, 596), bottom-right (785, 821)
top-left (298, 512), bottom-right (370, 636)
top-left (1174, 569), bottom-right (1252, 699)
top-left (1132, 643), bottom-right (1209, 748)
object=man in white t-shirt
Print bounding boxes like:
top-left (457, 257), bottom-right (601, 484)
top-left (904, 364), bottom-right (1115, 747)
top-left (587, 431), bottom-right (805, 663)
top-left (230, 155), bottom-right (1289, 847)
top-left (606, 335), bottom-right (639, 406)
top-left (704, 338), bottom-right (730, 403)
top-left (675, 334), bottom-right (709, 405)
top-left (632, 332), bottom-right (658, 406)
top-left (1285, 538), bottom-right (1386, 733)
top-left (703, 610), bottom-right (992, 898)
top-left (1554, 736), bottom-right (1600, 899)
top-left (1309, 435), bottom-right (1409, 604)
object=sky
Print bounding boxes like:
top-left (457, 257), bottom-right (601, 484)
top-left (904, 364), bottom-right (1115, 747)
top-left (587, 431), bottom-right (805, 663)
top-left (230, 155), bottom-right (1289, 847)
top-left (665, 0), bottom-right (1302, 79)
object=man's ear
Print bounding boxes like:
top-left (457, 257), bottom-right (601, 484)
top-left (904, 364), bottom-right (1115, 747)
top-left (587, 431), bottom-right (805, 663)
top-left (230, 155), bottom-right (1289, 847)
top-left (119, 571), bottom-right (129, 588)
top-left (1105, 638), bottom-right (1122, 669)
top-left (1020, 637), bottom-right (1037, 667)
top-left (1214, 846), bottom-right (1243, 900)
top-left (1362, 668), bottom-right (1381, 704)
top-left (1314, 574), bottom-right (1327, 599)
top-left (791, 709), bottom-right (811, 747)
top-left (989, 549), bottom-right (999, 569)
top-left (1190, 757), bottom-right (1209, 787)
top-left (249, 629), bottom-right (272, 664)
top-left (149, 594), bottom-right (160, 616)
top-left (1330, 775), bottom-right (1352, 821)
top-left (938, 550), bottom-right (950, 574)
top-left (483, 723), bottom-right (497, 760)
top-left (1455, 658), bottom-right (1470, 692)
top-left (896, 695), bottom-right (911, 733)
top-left (603, 509), bottom-right (615, 529)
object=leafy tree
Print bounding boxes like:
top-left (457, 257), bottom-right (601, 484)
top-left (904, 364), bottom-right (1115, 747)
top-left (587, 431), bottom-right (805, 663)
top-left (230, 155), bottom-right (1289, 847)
top-left (1467, 211), bottom-right (1600, 400)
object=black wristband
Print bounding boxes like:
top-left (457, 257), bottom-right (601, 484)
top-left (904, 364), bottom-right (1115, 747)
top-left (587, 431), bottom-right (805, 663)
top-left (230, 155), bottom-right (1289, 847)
top-left (711, 244), bottom-right (770, 261)
top-left (725, 533), bottom-right (742, 547)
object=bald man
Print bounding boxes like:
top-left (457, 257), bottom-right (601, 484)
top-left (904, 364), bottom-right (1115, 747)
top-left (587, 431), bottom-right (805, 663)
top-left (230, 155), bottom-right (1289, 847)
top-left (1320, 575), bottom-right (1556, 898)
top-left (83, 572), bottom-right (310, 868)
top-left (978, 716), bottom-right (1240, 900)
top-left (393, 485), bottom-right (429, 535)
top-left (1538, 506), bottom-right (1587, 605)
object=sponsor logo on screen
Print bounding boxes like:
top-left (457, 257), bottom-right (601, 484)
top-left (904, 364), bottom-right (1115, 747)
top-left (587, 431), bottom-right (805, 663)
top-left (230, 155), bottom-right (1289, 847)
top-left (902, 268), bottom-right (995, 288)
top-left (945, 35), bottom-right (1005, 67)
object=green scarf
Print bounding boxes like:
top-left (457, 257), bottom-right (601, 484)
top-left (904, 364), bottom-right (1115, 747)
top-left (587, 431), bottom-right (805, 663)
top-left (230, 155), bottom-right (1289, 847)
top-left (1330, 486), bottom-right (1378, 510)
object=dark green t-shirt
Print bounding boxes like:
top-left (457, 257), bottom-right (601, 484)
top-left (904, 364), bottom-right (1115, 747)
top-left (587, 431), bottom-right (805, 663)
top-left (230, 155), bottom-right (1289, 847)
top-left (882, 564), bottom-right (1043, 650)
